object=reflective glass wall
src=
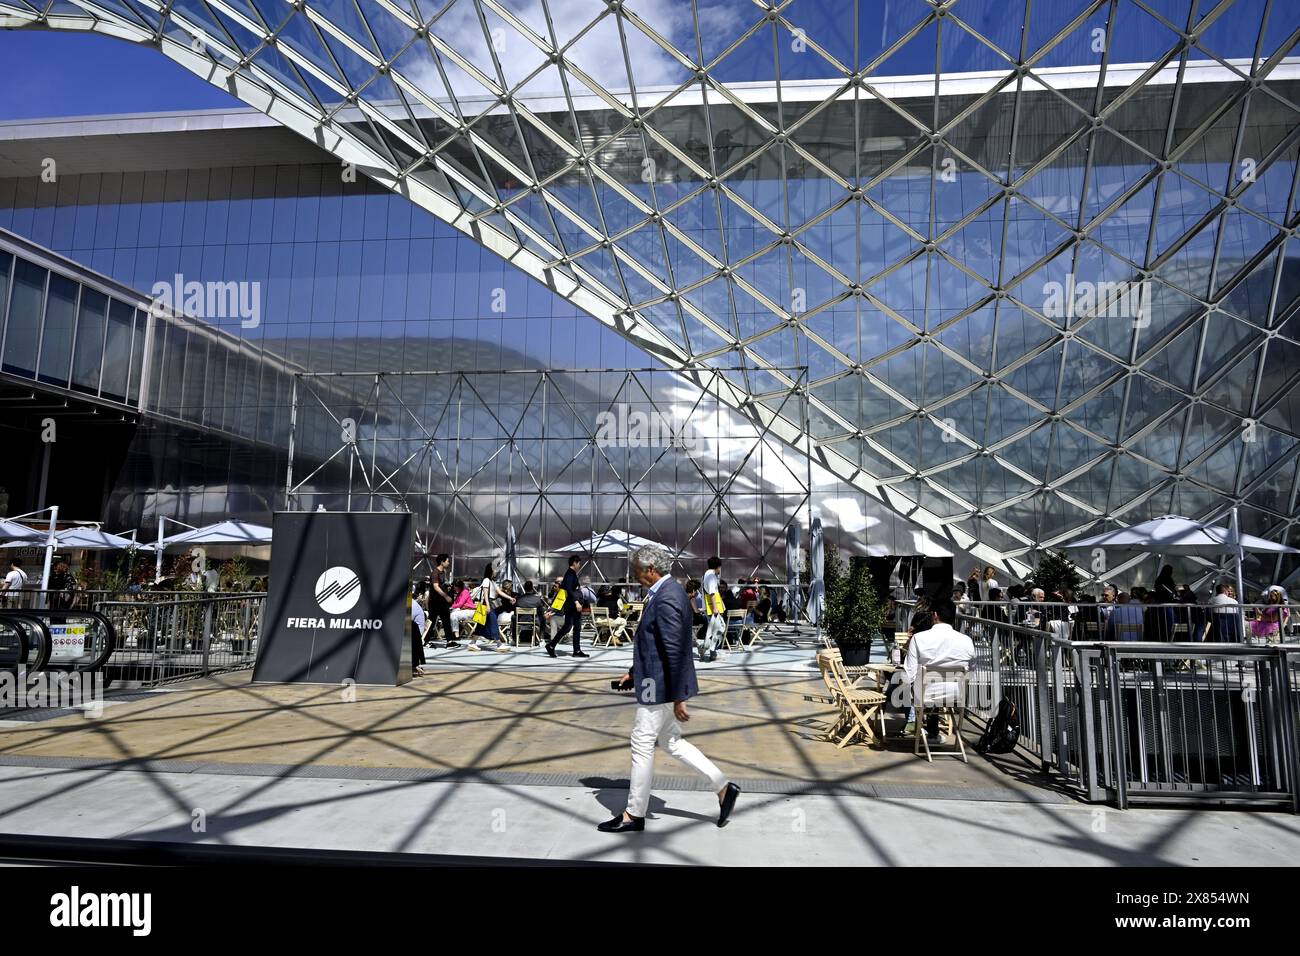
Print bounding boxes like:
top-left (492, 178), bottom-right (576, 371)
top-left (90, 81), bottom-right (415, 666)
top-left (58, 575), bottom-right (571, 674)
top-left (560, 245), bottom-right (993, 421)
top-left (0, 158), bottom-right (932, 572)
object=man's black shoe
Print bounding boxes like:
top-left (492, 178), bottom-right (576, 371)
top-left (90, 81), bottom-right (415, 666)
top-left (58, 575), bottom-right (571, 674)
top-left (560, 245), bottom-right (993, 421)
top-left (445, 641), bottom-right (460, 648)
top-left (717, 782), bottom-right (741, 827)
top-left (544, 641), bottom-right (557, 658)
top-left (572, 651), bottom-right (590, 658)
top-left (597, 814), bottom-right (645, 833)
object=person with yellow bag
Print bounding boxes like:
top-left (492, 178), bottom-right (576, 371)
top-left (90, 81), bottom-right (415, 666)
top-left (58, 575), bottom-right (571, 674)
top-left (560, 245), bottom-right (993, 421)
top-left (544, 554), bottom-right (590, 659)
top-left (467, 563), bottom-right (509, 653)
top-left (699, 556), bottom-right (726, 662)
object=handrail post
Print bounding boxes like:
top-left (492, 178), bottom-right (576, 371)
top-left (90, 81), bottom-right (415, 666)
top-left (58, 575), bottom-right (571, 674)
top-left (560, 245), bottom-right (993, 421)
top-left (201, 598), bottom-right (214, 677)
top-left (1278, 649), bottom-right (1300, 814)
top-left (1035, 632), bottom-right (1052, 771)
top-left (1103, 647), bottom-right (1128, 809)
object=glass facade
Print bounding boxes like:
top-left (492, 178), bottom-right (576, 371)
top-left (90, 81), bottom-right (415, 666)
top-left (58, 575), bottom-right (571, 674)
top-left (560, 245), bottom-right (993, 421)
top-left (0, 0), bottom-right (1298, 588)
top-left (0, 162), bottom-right (906, 575)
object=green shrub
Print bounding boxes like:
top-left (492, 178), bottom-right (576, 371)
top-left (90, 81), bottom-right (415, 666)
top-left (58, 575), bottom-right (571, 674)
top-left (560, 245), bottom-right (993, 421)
top-left (824, 556), bottom-right (886, 650)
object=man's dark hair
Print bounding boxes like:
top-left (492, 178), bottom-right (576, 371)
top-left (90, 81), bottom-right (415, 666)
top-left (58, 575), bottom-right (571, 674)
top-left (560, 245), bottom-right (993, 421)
top-left (413, 581), bottom-right (428, 598)
top-left (932, 597), bottom-right (957, 625)
top-left (524, 580), bottom-right (535, 593)
top-left (569, 555), bottom-right (584, 567)
top-left (707, 556), bottom-right (721, 570)
top-left (9, 558), bottom-right (20, 569)
top-left (436, 552), bottom-right (450, 565)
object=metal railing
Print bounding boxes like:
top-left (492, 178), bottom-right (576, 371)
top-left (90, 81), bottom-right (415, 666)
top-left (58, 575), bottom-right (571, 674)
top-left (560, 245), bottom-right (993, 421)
top-left (958, 599), bottom-right (1295, 643)
top-left (95, 594), bottom-right (263, 685)
top-left (4, 588), bottom-right (259, 610)
top-left (935, 604), bottom-right (1300, 810)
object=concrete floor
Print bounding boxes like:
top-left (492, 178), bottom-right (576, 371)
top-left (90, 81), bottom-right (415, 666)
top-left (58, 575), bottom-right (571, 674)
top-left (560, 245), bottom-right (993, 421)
top-left (0, 666), bottom-right (1296, 865)
top-left (0, 763), bottom-right (1295, 866)
top-left (0, 668), bottom-right (1045, 796)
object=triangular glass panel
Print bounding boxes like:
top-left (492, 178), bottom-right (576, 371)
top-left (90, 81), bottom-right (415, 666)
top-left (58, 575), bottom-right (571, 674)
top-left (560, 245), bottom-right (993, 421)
top-left (1083, 129), bottom-right (1160, 226)
top-left (1025, 0), bottom-right (1103, 68)
top-left (935, 304), bottom-right (997, 373)
top-left (722, 145), bottom-right (787, 226)
top-left (695, 0), bottom-right (768, 69)
top-left (1213, 206), bottom-right (1280, 298)
top-left (665, 187), bottom-right (727, 262)
top-left (860, 304), bottom-right (920, 361)
top-left (1154, 216), bottom-right (1218, 299)
top-left (1122, 374), bottom-right (1181, 440)
top-left (1068, 378), bottom-right (1127, 444)
top-left (1182, 399), bottom-right (1248, 467)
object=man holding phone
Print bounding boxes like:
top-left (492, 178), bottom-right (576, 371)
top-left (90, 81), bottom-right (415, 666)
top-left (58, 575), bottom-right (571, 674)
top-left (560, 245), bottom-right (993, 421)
top-left (599, 545), bottom-right (740, 833)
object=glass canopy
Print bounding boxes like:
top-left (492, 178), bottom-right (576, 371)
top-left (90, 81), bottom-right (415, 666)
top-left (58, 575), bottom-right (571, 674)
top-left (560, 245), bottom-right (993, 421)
top-left (2, 0), bottom-right (1297, 583)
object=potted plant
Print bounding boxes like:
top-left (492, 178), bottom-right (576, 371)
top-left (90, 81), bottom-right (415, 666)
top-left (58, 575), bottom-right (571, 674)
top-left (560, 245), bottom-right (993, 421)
top-left (823, 554), bottom-right (887, 666)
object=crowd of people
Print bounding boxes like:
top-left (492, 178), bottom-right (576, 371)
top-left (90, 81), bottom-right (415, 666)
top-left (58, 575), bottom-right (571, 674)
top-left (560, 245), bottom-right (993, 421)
top-left (406, 553), bottom-right (785, 673)
top-left (947, 563), bottom-right (1292, 644)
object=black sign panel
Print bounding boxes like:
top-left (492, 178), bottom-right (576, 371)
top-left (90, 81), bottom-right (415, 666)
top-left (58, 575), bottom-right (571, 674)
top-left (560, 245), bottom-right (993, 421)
top-left (253, 511), bottom-right (413, 685)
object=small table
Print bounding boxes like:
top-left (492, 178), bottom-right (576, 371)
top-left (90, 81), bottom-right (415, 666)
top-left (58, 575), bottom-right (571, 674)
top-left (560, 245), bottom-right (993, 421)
top-left (861, 662), bottom-right (897, 690)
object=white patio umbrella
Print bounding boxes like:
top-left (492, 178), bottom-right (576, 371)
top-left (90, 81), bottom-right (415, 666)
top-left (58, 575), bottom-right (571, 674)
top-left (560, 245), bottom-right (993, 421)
top-left (159, 520), bottom-right (273, 547)
top-left (155, 520), bottom-right (272, 583)
top-left (785, 522), bottom-right (803, 623)
top-left (52, 527), bottom-right (149, 550)
top-left (1063, 511), bottom-right (1298, 602)
top-left (553, 532), bottom-right (692, 557)
top-left (0, 518), bottom-right (46, 543)
top-left (554, 531), bottom-right (692, 584)
top-left (1, 510), bottom-right (59, 602)
top-left (807, 515), bottom-right (825, 626)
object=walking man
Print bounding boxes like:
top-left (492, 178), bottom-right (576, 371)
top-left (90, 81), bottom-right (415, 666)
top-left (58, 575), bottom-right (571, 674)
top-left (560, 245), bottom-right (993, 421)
top-left (429, 553), bottom-right (459, 648)
top-left (545, 554), bottom-right (590, 658)
top-left (598, 545), bottom-right (740, 833)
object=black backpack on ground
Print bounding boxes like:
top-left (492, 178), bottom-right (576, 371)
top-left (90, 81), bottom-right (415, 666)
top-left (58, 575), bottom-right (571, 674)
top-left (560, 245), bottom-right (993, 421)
top-left (975, 697), bottom-right (1019, 755)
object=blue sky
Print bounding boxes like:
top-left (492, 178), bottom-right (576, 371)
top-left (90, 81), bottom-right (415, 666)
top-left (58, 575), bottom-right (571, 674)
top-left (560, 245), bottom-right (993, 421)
top-left (0, 32), bottom-right (240, 120)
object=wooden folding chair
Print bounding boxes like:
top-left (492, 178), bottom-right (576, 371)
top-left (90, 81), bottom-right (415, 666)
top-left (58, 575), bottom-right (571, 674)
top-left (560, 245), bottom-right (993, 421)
top-left (891, 632), bottom-right (911, 666)
top-left (741, 617), bottom-right (766, 649)
top-left (812, 650), bottom-right (850, 739)
top-left (914, 666), bottom-right (969, 763)
top-left (623, 602), bottom-right (645, 628)
top-left (825, 650), bottom-right (886, 748)
top-left (512, 607), bottom-right (539, 647)
top-left (588, 606), bottom-right (612, 646)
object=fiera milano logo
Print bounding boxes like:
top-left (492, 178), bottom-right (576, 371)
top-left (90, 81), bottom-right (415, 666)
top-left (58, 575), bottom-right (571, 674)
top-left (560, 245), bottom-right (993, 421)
top-left (50, 886), bottom-right (151, 936)
top-left (284, 565), bottom-right (382, 630)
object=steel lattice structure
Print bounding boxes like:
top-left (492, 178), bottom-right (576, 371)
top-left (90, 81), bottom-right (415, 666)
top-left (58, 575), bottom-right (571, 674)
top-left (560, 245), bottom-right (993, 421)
top-left (4, 0), bottom-right (1300, 586)
top-left (284, 366), bottom-right (813, 580)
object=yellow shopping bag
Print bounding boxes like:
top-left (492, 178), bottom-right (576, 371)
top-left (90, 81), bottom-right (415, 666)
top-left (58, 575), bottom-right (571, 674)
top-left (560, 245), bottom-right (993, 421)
top-left (472, 602), bottom-right (489, 626)
top-left (550, 588), bottom-right (567, 611)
